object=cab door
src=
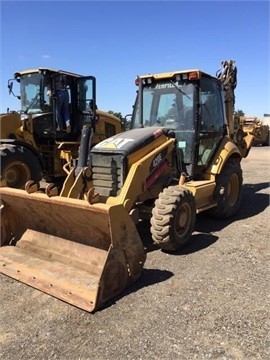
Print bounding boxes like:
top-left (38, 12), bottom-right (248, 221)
top-left (75, 76), bottom-right (97, 132)
top-left (196, 76), bottom-right (225, 168)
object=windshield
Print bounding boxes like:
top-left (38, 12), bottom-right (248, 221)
top-left (132, 81), bottom-right (196, 130)
top-left (20, 73), bottom-right (44, 114)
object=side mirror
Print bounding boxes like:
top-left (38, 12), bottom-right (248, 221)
top-left (124, 114), bottom-right (132, 130)
top-left (8, 81), bottom-right (13, 95)
top-left (7, 80), bottom-right (20, 99)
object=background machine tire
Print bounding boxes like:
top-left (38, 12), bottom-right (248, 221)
top-left (150, 186), bottom-right (196, 252)
top-left (0, 144), bottom-right (42, 189)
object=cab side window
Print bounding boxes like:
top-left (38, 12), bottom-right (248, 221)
top-left (197, 77), bottom-right (225, 167)
top-left (200, 77), bottom-right (224, 132)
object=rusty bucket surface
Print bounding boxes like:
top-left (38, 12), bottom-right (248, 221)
top-left (0, 187), bottom-right (146, 312)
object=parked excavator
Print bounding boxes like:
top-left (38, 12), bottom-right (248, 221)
top-left (0, 68), bottom-right (123, 188)
top-left (0, 60), bottom-right (254, 312)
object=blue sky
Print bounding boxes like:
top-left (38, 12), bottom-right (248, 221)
top-left (0, 0), bottom-right (269, 119)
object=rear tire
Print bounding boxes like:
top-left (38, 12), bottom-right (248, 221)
top-left (0, 144), bottom-right (42, 189)
top-left (150, 186), bottom-right (196, 252)
top-left (207, 158), bottom-right (243, 219)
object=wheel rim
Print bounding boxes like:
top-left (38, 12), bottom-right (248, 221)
top-left (176, 203), bottom-right (192, 237)
top-left (3, 161), bottom-right (31, 188)
top-left (227, 173), bottom-right (239, 206)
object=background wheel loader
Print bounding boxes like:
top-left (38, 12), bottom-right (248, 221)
top-left (239, 115), bottom-right (269, 146)
top-left (0, 60), bottom-right (254, 312)
top-left (0, 68), bottom-right (123, 189)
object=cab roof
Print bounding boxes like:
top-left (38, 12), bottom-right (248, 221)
top-left (139, 69), bottom-right (213, 80)
top-left (14, 68), bottom-right (82, 78)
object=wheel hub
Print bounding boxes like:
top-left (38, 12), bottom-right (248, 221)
top-left (3, 162), bottom-right (31, 188)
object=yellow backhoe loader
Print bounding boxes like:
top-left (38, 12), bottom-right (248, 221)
top-left (1, 68), bottom-right (123, 189)
top-left (239, 115), bottom-right (269, 146)
top-left (0, 60), bottom-right (254, 312)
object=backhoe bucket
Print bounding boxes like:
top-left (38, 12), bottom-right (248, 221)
top-left (0, 187), bottom-right (146, 312)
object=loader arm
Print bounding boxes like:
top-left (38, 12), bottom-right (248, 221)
top-left (59, 125), bottom-right (94, 198)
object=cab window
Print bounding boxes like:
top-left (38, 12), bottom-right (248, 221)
top-left (200, 77), bottom-right (224, 132)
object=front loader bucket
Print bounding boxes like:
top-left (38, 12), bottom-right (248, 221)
top-left (0, 187), bottom-right (146, 312)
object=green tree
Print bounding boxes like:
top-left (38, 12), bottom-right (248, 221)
top-left (108, 111), bottom-right (123, 121)
top-left (108, 110), bottom-right (132, 130)
top-left (235, 109), bottom-right (245, 116)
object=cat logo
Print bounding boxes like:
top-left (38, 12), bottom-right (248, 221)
top-left (95, 137), bottom-right (134, 149)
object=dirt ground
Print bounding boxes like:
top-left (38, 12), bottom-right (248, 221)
top-left (0, 146), bottom-right (269, 360)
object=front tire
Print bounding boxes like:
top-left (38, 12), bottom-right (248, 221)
top-left (150, 186), bottom-right (196, 252)
top-left (207, 158), bottom-right (243, 219)
top-left (0, 144), bottom-right (42, 189)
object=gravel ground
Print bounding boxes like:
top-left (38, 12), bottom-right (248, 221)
top-left (0, 146), bottom-right (269, 360)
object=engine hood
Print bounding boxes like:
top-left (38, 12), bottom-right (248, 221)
top-left (91, 127), bottom-right (164, 156)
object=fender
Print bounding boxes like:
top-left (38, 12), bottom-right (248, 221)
top-left (208, 137), bottom-right (242, 175)
top-left (0, 138), bottom-right (45, 170)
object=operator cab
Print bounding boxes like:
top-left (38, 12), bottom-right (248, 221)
top-left (131, 70), bottom-right (227, 179)
top-left (8, 69), bottom-right (97, 144)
